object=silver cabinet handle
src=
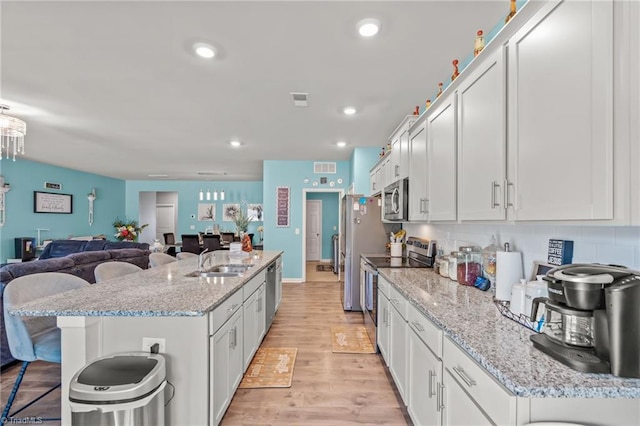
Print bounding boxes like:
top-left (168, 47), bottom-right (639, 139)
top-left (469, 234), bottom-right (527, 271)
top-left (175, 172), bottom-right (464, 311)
top-left (229, 327), bottom-right (236, 349)
top-left (437, 382), bottom-right (445, 412)
top-left (452, 366), bottom-right (476, 387)
top-left (491, 181), bottom-right (501, 208)
top-left (505, 179), bottom-right (514, 209)
top-left (425, 199), bottom-right (429, 214)
top-left (229, 303), bottom-right (239, 314)
top-left (395, 164), bottom-right (399, 177)
top-left (428, 370), bottom-right (436, 398)
top-left (256, 298), bottom-right (261, 313)
top-left (411, 321), bottom-right (425, 332)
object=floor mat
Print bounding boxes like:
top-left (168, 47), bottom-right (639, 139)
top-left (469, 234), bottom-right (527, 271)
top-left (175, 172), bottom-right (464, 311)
top-left (330, 326), bottom-right (375, 354)
top-left (238, 347), bottom-right (298, 388)
top-left (316, 264), bottom-right (334, 272)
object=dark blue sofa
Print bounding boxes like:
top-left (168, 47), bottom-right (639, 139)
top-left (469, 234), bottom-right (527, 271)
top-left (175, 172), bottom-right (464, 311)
top-left (1, 239), bottom-right (150, 368)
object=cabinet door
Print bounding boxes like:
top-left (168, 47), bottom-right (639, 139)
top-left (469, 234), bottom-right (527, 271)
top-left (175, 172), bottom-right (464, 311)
top-left (427, 93), bottom-right (457, 221)
top-left (389, 302), bottom-right (408, 404)
top-left (458, 48), bottom-right (507, 221)
top-left (442, 369), bottom-right (492, 426)
top-left (377, 291), bottom-right (391, 366)
top-left (507, 0), bottom-right (613, 220)
top-left (242, 290), bottom-right (258, 371)
top-left (408, 119), bottom-right (428, 221)
top-left (211, 313), bottom-right (236, 425)
top-left (275, 264), bottom-right (282, 311)
top-left (256, 284), bottom-right (266, 343)
top-left (228, 309), bottom-right (244, 392)
top-left (408, 328), bottom-right (442, 426)
top-left (391, 135), bottom-right (401, 184)
top-left (398, 127), bottom-right (410, 180)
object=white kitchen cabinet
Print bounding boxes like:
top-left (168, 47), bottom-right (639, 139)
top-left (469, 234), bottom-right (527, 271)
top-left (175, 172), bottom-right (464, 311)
top-left (370, 163), bottom-right (381, 196)
top-left (211, 307), bottom-right (243, 425)
top-left (408, 117), bottom-right (428, 221)
top-left (457, 47), bottom-right (507, 221)
top-left (243, 283), bottom-right (265, 371)
top-left (408, 323), bottom-right (442, 426)
top-left (275, 256), bottom-right (282, 311)
top-left (426, 92), bottom-right (457, 221)
top-left (442, 337), bottom-right (516, 426)
top-left (506, 0), bottom-right (613, 220)
top-left (389, 115), bottom-right (415, 185)
top-left (377, 284), bottom-right (391, 366)
top-left (388, 285), bottom-right (409, 404)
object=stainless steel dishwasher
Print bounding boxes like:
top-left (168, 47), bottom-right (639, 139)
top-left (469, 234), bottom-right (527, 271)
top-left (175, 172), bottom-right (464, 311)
top-left (266, 262), bottom-right (276, 330)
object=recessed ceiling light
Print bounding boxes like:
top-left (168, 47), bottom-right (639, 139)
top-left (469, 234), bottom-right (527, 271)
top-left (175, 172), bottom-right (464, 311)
top-left (337, 141), bottom-right (347, 148)
top-left (343, 106), bottom-right (357, 115)
top-left (230, 140), bottom-right (242, 147)
top-left (357, 18), bottom-right (382, 37)
top-left (193, 42), bottom-right (216, 59)
top-left (148, 174), bottom-right (168, 178)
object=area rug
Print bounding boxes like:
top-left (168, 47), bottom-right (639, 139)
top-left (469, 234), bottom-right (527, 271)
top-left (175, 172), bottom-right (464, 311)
top-left (238, 347), bottom-right (298, 388)
top-left (316, 263), bottom-right (333, 272)
top-left (331, 326), bottom-right (375, 354)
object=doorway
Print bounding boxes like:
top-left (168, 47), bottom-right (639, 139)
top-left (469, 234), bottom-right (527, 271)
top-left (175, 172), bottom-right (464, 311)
top-left (156, 204), bottom-right (176, 241)
top-left (302, 189), bottom-right (343, 283)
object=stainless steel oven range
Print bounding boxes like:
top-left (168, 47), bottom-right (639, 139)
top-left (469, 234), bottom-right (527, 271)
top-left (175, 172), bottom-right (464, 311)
top-left (360, 236), bottom-right (436, 350)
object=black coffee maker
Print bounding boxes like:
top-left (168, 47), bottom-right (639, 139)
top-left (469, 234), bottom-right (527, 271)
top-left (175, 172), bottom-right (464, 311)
top-left (530, 264), bottom-right (640, 378)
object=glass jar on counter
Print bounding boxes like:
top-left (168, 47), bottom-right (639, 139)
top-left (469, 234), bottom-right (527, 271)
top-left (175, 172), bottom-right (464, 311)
top-left (457, 246), bottom-right (482, 286)
top-left (448, 251), bottom-right (458, 282)
top-left (439, 254), bottom-right (450, 278)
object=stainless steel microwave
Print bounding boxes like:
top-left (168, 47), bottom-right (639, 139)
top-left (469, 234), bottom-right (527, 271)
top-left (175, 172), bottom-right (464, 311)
top-left (383, 179), bottom-right (408, 221)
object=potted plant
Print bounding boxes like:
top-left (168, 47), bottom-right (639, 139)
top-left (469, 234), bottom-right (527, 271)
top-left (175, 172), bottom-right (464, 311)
top-left (113, 218), bottom-right (148, 241)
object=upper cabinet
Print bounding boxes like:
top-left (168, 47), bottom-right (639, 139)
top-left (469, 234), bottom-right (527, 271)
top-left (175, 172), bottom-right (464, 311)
top-left (408, 118), bottom-right (428, 221)
top-left (390, 115), bottom-right (416, 184)
top-left (506, 0), bottom-right (613, 221)
top-left (458, 48), bottom-right (506, 221)
top-left (427, 93), bottom-right (458, 222)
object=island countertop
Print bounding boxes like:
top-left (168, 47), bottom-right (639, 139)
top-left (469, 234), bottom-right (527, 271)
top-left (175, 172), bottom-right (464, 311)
top-left (378, 268), bottom-right (640, 399)
top-left (11, 250), bottom-right (282, 317)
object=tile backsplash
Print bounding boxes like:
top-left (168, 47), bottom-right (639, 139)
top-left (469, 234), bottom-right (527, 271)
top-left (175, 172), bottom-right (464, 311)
top-left (404, 223), bottom-right (640, 278)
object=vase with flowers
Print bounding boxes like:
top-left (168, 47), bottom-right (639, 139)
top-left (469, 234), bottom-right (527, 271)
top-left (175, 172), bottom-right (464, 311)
top-left (113, 218), bottom-right (148, 242)
top-left (232, 207), bottom-right (253, 238)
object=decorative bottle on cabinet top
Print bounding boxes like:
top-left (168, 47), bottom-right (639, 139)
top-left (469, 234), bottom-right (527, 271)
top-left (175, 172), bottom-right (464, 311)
top-left (505, 0), bottom-right (517, 24)
top-left (474, 30), bottom-right (485, 57)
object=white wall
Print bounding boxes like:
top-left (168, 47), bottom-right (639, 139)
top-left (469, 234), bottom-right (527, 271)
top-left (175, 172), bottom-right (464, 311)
top-left (403, 223), bottom-right (640, 278)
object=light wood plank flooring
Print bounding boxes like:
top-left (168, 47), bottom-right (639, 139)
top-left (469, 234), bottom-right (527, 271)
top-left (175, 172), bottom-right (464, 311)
top-left (1, 280), bottom-right (409, 425)
top-left (305, 260), bottom-right (339, 283)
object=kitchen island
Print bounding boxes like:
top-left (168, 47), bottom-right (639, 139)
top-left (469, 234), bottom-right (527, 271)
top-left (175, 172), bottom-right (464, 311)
top-left (378, 267), bottom-right (640, 425)
top-left (11, 250), bottom-right (283, 426)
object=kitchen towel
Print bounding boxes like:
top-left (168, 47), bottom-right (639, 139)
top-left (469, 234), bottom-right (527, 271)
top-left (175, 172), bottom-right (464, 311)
top-left (495, 251), bottom-right (524, 301)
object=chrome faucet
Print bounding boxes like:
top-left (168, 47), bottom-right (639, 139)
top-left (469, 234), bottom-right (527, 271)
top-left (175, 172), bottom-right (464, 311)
top-left (198, 248), bottom-right (211, 272)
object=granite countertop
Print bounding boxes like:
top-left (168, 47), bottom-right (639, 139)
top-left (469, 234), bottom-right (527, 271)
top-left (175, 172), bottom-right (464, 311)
top-left (11, 250), bottom-right (282, 317)
top-left (378, 268), bottom-right (640, 399)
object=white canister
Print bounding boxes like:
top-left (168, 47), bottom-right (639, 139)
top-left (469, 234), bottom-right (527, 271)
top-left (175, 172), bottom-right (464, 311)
top-left (510, 279), bottom-right (527, 317)
top-left (390, 243), bottom-right (402, 257)
top-left (524, 276), bottom-right (549, 320)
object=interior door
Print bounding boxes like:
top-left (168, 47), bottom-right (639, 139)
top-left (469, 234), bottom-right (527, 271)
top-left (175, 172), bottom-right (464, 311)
top-left (156, 204), bottom-right (175, 241)
top-left (306, 200), bottom-right (322, 261)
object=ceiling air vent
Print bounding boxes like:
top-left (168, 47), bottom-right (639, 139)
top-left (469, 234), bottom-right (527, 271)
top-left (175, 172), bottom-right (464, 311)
top-left (314, 162), bottom-right (336, 174)
top-left (290, 92), bottom-right (309, 107)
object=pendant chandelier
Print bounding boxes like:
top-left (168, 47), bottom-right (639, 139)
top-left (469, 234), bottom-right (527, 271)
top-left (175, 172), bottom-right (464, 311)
top-left (0, 105), bottom-right (26, 161)
top-left (199, 188), bottom-right (225, 201)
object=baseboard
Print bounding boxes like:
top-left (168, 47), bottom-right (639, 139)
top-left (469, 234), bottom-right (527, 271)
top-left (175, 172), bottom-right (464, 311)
top-left (283, 278), bottom-right (304, 283)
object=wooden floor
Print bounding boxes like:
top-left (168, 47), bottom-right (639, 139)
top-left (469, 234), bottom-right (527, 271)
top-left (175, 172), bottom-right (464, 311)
top-left (1, 279), bottom-right (409, 426)
top-left (305, 260), bottom-right (339, 283)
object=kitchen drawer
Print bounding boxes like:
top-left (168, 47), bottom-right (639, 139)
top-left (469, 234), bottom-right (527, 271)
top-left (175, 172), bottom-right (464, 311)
top-left (388, 284), bottom-right (408, 320)
top-left (443, 337), bottom-right (515, 425)
top-left (242, 271), bottom-right (265, 301)
top-left (209, 290), bottom-right (243, 335)
top-left (378, 276), bottom-right (390, 298)
top-left (408, 303), bottom-right (443, 358)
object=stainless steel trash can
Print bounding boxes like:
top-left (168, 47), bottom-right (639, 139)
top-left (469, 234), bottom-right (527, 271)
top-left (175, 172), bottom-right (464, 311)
top-left (69, 352), bottom-right (166, 426)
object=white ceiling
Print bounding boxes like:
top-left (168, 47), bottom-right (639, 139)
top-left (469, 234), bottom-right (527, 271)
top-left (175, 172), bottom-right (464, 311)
top-left (1, 1), bottom-right (507, 181)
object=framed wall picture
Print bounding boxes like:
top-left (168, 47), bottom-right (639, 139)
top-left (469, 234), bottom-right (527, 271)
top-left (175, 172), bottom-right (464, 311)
top-left (276, 186), bottom-right (290, 227)
top-left (247, 204), bottom-right (263, 221)
top-left (223, 204), bottom-right (240, 221)
top-left (198, 203), bottom-right (216, 221)
top-left (34, 191), bottom-right (73, 214)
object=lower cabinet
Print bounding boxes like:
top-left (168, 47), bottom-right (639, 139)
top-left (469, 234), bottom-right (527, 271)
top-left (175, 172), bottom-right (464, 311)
top-left (210, 307), bottom-right (243, 425)
top-left (442, 368), bottom-right (493, 426)
top-left (377, 289), bottom-right (391, 366)
top-left (243, 283), bottom-right (266, 371)
top-left (388, 286), bottom-right (409, 404)
top-left (408, 325), bottom-right (442, 426)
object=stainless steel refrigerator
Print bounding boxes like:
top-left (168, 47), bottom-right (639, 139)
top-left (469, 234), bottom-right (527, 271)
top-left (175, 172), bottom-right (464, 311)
top-left (339, 195), bottom-right (390, 311)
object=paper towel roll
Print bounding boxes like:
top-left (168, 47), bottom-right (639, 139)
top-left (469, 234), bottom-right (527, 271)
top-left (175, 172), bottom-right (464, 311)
top-left (495, 251), bottom-right (524, 301)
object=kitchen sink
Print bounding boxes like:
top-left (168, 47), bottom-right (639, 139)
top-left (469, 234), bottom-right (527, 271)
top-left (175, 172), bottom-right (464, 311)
top-left (185, 263), bottom-right (254, 278)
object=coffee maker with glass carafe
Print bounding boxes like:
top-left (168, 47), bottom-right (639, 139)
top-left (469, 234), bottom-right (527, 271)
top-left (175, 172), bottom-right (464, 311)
top-left (530, 264), bottom-right (640, 378)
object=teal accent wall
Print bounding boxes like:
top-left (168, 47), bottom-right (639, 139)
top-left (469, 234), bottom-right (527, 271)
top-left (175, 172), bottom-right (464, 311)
top-left (0, 159), bottom-right (125, 263)
top-left (263, 160), bottom-right (350, 280)
top-left (307, 192), bottom-right (339, 259)
top-left (351, 147), bottom-right (380, 195)
top-left (125, 180), bottom-right (263, 242)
